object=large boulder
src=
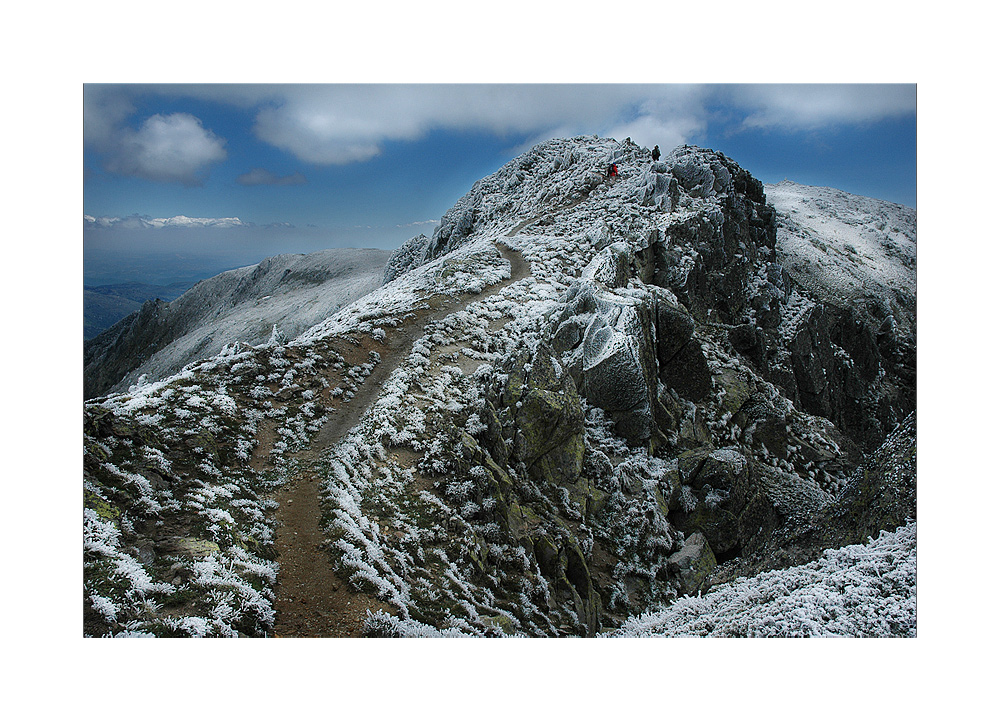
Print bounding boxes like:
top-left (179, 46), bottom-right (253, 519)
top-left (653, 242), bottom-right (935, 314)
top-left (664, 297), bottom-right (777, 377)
top-left (547, 259), bottom-right (712, 448)
top-left (502, 345), bottom-right (585, 487)
top-left (550, 277), bottom-right (662, 449)
top-left (668, 447), bottom-right (831, 563)
top-left (666, 532), bottom-right (717, 596)
top-left (580, 242), bottom-right (630, 289)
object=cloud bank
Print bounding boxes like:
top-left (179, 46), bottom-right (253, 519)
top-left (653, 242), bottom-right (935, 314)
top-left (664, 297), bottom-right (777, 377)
top-left (86, 84), bottom-right (917, 174)
top-left (85, 214), bottom-right (246, 229)
top-left (729, 84), bottom-right (917, 130)
top-left (244, 84), bottom-right (915, 164)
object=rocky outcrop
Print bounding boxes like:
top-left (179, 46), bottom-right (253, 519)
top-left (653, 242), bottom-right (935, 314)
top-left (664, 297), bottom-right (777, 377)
top-left (501, 345), bottom-right (585, 488)
top-left (675, 448), bottom-right (833, 556)
top-left (546, 247), bottom-right (712, 452)
top-left (707, 412), bottom-right (916, 586)
top-left (441, 343), bottom-right (606, 635)
top-left (383, 233), bottom-right (431, 285)
top-left (781, 302), bottom-right (914, 451)
top-left (635, 146), bottom-right (776, 325)
top-left (378, 143), bottom-right (911, 634)
top-left (667, 532), bottom-right (717, 596)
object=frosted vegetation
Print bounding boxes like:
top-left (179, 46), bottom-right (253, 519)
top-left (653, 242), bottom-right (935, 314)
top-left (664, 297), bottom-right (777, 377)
top-left (84, 136), bottom-right (915, 637)
top-left (605, 521), bottom-right (916, 637)
top-left (84, 337), bottom-right (376, 635)
top-left (369, 522), bottom-right (916, 638)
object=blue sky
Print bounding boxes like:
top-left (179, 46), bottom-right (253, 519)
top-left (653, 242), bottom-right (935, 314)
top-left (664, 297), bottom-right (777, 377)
top-left (84, 84), bottom-right (916, 285)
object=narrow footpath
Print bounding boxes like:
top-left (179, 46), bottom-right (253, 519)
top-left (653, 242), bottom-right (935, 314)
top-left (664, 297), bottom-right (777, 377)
top-left (269, 242), bottom-right (530, 637)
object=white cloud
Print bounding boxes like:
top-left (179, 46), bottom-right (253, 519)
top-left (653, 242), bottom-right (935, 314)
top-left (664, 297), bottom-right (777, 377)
top-left (85, 214), bottom-right (245, 229)
top-left (604, 114), bottom-right (706, 154)
top-left (248, 85), bottom-right (657, 164)
top-left (728, 84), bottom-right (916, 130)
top-left (85, 88), bottom-right (228, 185)
top-left (86, 84), bottom-right (917, 172)
top-left (395, 219), bottom-right (438, 228)
top-left (251, 83), bottom-right (910, 164)
top-left (103, 113), bottom-right (227, 185)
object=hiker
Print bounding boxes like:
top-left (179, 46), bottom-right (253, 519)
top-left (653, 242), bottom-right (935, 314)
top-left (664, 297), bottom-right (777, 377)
top-left (652, 145), bottom-right (660, 161)
top-left (607, 163), bottom-right (618, 178)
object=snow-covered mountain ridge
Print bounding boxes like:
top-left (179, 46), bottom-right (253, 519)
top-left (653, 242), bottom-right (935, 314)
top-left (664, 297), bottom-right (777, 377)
top-left (84, 247), bottom-right (391, 399)
top-left (83, 136), bottom-right (915, 638)
top-left (768, 180), bottom-right (915, 337)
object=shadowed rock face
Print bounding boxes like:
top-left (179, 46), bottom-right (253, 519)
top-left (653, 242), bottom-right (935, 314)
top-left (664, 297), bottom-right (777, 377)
top-left (84, 281), bottom-right (193, 340)
top-left (502, 344), bottom-right (586, 488)
top-left (499, 143), bottom-right (916, 620)
top-left (707, 412), bottom-right (916, 587)
top-left (84, 298), bottom-right (176, 400)
top-left (84, 247), bottom-right (391, 399)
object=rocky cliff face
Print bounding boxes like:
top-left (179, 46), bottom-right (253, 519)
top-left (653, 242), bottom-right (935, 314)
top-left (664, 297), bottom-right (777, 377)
top-left (84, 136), bottom-right (915, 638)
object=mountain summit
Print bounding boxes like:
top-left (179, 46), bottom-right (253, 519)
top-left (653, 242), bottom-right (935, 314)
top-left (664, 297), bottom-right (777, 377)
top-left (83, 136), bottom-right (916, 638)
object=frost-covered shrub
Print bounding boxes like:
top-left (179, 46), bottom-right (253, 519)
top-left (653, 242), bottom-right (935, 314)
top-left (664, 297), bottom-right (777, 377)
top-left (84, 362), bottom-right (283, 637)
top-left (607, 522), bottom-right (917, 638)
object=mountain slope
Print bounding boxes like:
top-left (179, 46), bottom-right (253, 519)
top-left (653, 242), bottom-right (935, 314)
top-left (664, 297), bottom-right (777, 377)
top-left (84, 282), bottom-right (193, 339)
top-left (83, 136), bottom-right (916, 638)
top-left (83, 247), bottom-right (391, 399)
top-left (768, 180), bottom-right (915, 316)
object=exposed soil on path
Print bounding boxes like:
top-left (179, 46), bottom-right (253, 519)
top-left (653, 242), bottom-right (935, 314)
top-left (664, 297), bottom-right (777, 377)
top-left (269, 242), bottom-right (531, 637)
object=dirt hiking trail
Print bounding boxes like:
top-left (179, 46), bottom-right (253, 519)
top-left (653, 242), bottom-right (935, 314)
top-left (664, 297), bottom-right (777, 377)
top-left (269, 242), bottom-right (530, 637)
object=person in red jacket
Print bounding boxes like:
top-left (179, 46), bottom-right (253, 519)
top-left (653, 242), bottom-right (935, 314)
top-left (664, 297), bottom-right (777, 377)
top-left (607, 163), bottom-right (618, 178)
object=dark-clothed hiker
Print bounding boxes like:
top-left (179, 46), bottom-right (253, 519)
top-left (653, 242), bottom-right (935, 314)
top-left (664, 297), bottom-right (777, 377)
top-left (652, 145), bottom-right (660, 161)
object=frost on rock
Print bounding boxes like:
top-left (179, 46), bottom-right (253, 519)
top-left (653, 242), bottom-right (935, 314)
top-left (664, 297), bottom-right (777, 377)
top-left (383, 233), bottom-right (431, 285)
top-left (580, 242), bottom-right (630, 288)
top-left (665, 145), bottom-right (734, 199)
